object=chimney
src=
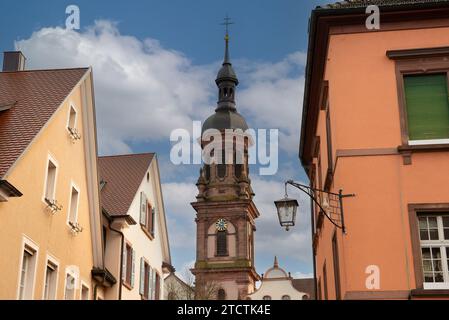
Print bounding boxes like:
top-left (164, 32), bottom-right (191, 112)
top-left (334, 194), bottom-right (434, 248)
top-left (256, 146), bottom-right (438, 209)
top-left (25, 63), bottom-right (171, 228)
top-left (3, 51), bottom-right (26, 72)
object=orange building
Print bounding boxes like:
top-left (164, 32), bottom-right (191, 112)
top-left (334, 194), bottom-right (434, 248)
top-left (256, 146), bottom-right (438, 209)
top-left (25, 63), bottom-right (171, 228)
top-left (300, 0), bottom-right (449, 300)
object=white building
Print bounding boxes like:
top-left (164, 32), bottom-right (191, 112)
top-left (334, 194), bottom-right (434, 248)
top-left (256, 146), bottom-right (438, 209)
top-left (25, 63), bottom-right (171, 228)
top-left (98, 153), bottom-right (173, 300)
top-left (247, 257), bottom-right (311, 300)
top-left (164, 272), bottom-right (195, 300)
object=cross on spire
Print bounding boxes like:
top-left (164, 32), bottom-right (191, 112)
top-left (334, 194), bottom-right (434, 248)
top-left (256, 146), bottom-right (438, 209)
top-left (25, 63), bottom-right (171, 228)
top-left (221, 14), bottom-right (234, 39)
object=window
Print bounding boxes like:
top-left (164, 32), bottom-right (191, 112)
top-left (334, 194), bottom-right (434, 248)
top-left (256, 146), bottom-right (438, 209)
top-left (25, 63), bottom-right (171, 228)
top-left (404, 74), bottom-right (449, 144)
top-left (263, 295), bottom-right (272, 300)
top-left (64, 273), bottom-right (76, 300)
top-left (317, 278), bottom-right (322, 300)
top-left (216, 231), bottom-right (227, 256)
top-left (418, 214), bottom-right (449, 289)
top-left (154, 272), bottom-right (161, 300)
top-left (67, 105), bottom-right (77, 131)
top-left (332, 233), bottom-right (341, 300)
top-left (44, 157), bottom-right (57, 202)
top-left (140, 192), bottom-right (155, 239)
top-left (81, 283), bottom-right (90, 300)
top-left (217, 289), bottom-right (226, 300)
top-left (282, 295), bottom-right (291, 300)
top-left (43, 259), bottom-right (58, 300)
top-left (68, 184), bottom-right (79, 225)
top-left (234, 150), bottom-right (244, 179)
top-left (18, 243), bottom-right (38, 300)
top-left (323, 263), bottom-right (328, 300)
top-left (205, 165), bottom-right (211, 180)
top-left (122, 242), bottom-right (135, 288)
top-left (217, 151), bottom-right (226, 178)
top-left (140, 259), bottom-right (150, 300)
top-left (324, 103), bottom-right (333, 189)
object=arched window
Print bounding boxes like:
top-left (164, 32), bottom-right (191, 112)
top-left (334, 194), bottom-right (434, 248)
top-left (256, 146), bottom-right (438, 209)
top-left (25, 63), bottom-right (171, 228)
top-left (282, 295), bottom-right (291, 300)
top-left (234, 151), bottom-right (244, 179)
top-left (217, 151), bottom-right (226, 178)
top-left (217, 289), bottom-right (226, 300)
top-left (216, 231), bottom-right (227, 256)
top-left (263, 295), bottom-right (272, 300)
top-left (204, 165), bottom-right (210, 181)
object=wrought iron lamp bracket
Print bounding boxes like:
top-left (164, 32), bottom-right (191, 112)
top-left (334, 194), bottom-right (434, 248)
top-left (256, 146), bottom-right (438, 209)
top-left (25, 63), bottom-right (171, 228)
top-left (285, 180), bottom-right (355, 234)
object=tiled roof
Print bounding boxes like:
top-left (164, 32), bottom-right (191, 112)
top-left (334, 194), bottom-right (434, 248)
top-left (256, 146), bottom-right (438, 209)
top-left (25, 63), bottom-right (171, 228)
top-left (292, 278), bottom-right (316, 300)
top-left (319, 0), bottom-right (449, 9)
top-left (98, 153), bottom-right (154, 216)
top-left (0, 68), bottom-right (89, 178)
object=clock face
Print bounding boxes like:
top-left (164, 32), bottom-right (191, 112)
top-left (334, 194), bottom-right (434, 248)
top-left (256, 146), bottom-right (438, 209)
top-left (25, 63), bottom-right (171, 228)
top-left (215, 218), bottom-right (228, 231)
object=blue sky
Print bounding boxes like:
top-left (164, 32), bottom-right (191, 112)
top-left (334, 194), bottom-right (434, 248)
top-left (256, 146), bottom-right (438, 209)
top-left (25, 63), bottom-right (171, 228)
top-left (0, 0), bottom-right (330, 279)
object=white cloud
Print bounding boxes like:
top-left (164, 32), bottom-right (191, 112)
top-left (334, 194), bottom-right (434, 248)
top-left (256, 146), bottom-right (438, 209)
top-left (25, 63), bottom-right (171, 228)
top-left (16, 20), bottom-right (306, 156)
top-left (16, 21), bottom-right (215, 155)
top-left (237, 53), bottom-right (305, 155)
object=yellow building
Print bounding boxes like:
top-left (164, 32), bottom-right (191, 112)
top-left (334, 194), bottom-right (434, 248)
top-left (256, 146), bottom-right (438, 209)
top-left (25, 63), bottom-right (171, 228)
top-left (0, 52), bottom-right (113, 299)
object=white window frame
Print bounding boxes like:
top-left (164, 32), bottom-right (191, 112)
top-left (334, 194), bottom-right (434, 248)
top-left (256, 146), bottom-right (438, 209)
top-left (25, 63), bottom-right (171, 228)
top-left (42, 154), bottom-right (59, 204)
top-left (63, 267), bottom-right (79, 300)
top-left (42, 254), bottom-right (59, 300)
top-left (66, 103), bottom-right (78, 132)
top-left (419, 215), bottom-right (449, 290)
top-left (16, 235), bottom-right (39, 300)
top-left (67, 181), bottom-right (80, 226)
top-left (80, 281), bottom-right (90, 300)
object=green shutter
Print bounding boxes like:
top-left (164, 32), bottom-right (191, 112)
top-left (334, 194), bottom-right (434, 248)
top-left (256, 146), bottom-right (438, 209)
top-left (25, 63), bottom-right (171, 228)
top-left (404, 74), bottom-right (449, 141)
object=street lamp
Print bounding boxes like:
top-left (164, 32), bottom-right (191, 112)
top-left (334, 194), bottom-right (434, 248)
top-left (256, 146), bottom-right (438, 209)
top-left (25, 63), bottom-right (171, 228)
top-left (274, 180), bottom-right (355, 233)
top-left (274, 197), bottom-right (298, 231)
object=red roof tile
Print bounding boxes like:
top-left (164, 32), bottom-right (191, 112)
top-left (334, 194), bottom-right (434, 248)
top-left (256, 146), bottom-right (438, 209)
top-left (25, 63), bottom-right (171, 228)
top-left (98, 153), bottom-right (154, 216)
top-left (0, 68), bottom-right (89, 178)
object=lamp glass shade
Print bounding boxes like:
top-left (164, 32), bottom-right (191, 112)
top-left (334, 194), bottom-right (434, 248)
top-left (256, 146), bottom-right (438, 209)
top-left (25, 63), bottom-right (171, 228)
top-left (274, 197), bottom-right (298, 228)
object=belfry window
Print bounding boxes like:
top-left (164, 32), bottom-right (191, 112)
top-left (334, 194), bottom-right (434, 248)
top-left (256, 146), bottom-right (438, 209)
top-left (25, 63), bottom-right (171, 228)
top-left (216, 231), bottom-right (227, 256)
top-left (217, 152), bottom-right (226, 178)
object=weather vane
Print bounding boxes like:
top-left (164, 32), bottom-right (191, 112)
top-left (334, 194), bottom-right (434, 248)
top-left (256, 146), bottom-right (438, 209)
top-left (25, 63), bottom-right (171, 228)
top-left (221, 14), bottom-right (234, 39)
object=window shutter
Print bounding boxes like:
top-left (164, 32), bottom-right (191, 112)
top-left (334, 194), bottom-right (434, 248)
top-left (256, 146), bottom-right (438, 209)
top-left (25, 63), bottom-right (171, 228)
top-left (140, 192), bottom-right (147, 225)
top-left (122, 245), bottom-right (127, 281)
top-left (139, 258), bottom-right (145, 295)
top-left (404, 74), bottom-right (449, 140)
top-left (130, 249), bottom-right (136, 288)
top-left (152, 269), bottom-right (156, 300)
top-left (148, 267), bottom-right (153, 300)
top-left (151, 207), bottom-right (156, 236)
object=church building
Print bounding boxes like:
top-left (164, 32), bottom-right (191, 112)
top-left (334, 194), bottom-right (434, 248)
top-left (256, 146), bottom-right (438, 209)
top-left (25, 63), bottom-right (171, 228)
top-left (191, 30), bottom-right (260, 300)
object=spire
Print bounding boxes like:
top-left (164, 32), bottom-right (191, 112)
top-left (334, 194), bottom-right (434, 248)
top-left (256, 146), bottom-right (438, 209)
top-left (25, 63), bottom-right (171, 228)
top-left (222, 14), bottom-right (233, 65)
top-left (274, 256), bottom-right (279, 268)
top-left (224, 33), bottom-right (230, 65)
top-left (216, 16), bottom-right (238, 86)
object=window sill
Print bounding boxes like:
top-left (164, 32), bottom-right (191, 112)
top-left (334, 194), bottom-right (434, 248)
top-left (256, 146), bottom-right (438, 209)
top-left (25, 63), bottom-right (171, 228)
top-left (123, 281), bottom-right (132, 291)
top-left (141, 225), bottom-right (154, 241)
top-left (215, 253), bottom-right (229, 257)
top-left (398, 143), bottom-right (449, 165)
top-left (398, 143), bottom-right (449, 152)
top-left (411, 288), bottom-right (449, 298)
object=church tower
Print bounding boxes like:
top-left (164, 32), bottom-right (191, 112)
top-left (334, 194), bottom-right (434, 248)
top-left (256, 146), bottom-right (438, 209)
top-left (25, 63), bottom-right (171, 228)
top-left (191, 27), bottom-right (260, 300)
